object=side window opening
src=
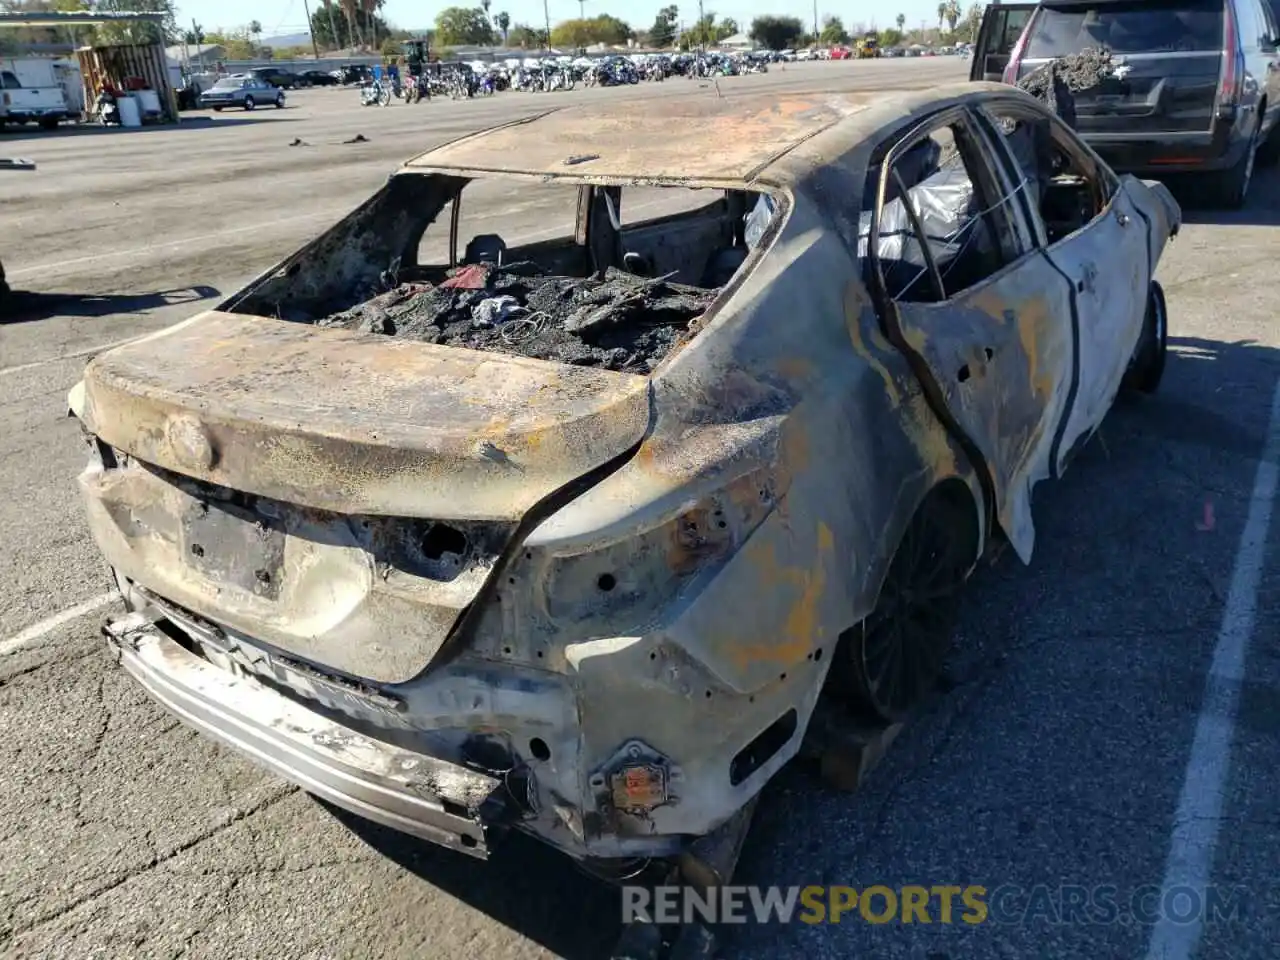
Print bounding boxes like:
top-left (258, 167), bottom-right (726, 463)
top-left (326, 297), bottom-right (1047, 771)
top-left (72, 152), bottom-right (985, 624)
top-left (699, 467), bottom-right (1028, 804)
top-left (861, 119), bottom-right (1027, 305)
top-left (983, 106), bottom-right (1108, 245)
top-left (1, 71), bottom-right (21, 89)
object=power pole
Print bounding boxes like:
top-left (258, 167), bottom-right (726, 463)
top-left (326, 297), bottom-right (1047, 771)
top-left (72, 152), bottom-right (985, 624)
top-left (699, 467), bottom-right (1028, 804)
top-left (543, 0), bottom-right (552, 52)
top-left (302, 0), bottom-right (321, 59)
top-left (697, 0), bottom-right (705, 51)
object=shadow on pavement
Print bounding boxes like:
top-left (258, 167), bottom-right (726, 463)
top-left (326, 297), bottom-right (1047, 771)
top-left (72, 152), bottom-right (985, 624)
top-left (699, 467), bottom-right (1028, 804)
top-left (320, 337), bottom-right (1279, 960)
top-left (0, 285), bottom-right (220, 323)
top-left (329, 804), bottom-right (623, 960)
top-left (1170, 165), bottom-right (1280, 227)
top-left (732, 335), bottom-right (1280, 958)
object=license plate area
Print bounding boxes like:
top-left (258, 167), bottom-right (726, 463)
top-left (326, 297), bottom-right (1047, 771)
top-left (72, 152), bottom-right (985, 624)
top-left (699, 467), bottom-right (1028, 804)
top-left (181, 501), bottom-right (285, 600)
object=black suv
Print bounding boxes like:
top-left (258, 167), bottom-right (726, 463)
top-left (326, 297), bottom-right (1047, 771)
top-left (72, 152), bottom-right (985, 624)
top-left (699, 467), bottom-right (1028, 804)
top-left (971, 0), bottom-right (1280, 206)
top-left (249, 67), bottom-right (297, 89)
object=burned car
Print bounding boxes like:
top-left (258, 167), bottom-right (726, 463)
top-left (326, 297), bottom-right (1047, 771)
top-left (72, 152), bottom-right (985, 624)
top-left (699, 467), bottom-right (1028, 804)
top-left (70, 84), bottom-right (1178, 869)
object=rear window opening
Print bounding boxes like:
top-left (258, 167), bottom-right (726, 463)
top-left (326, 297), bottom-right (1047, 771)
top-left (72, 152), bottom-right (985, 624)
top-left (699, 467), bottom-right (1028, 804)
top-left (1025, 0), bottom-right (1226, 58)
top-left (229, 174), bottom-right (780, 375)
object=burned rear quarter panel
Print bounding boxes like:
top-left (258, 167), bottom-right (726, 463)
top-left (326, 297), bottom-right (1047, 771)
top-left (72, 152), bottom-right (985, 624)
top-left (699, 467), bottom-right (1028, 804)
top-left (452, 134), bottom-right (988, 837)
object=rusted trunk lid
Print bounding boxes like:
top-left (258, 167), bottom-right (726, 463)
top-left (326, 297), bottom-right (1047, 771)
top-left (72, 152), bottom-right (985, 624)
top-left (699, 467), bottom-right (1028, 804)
top-left (79, 311), bottom-right (651, 521)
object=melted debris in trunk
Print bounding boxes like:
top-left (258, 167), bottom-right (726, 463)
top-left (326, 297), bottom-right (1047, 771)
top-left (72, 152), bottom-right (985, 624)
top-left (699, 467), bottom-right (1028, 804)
top-left (1016, 48), bottom-right (1114, 129)
top-left (314, 262), bottom-right (716, 374)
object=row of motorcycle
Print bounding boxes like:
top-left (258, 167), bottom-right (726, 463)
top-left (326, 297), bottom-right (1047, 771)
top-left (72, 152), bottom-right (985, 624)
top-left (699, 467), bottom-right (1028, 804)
top-left (360, 69), bottom-right (494, 106)
top-left (358, 51), bottom-right (770, 106)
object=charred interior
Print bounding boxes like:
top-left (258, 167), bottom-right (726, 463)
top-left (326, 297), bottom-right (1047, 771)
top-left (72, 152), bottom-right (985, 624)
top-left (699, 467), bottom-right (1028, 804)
top-left (221, 173), bottom-right (779, 374)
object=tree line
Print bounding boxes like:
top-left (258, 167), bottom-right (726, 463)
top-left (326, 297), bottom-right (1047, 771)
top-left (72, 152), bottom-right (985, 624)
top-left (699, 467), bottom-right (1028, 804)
top-left (426, 4), bottom-right (984, 52)
top-left (0, 0), bottom-right (987, 61)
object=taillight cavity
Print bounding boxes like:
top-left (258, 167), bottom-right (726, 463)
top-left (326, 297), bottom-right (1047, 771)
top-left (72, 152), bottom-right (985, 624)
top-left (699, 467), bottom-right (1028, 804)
top-left (1219, 1), bottom-right (1243, 107)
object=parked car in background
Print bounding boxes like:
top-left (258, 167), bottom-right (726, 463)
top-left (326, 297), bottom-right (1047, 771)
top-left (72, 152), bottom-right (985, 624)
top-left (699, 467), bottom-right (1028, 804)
top-left (249, 67), bottom-right (297, 89)
top-left (830, 46), bottom-right (853, 59)
top-left (198, 76), bottom-right (285, 111)
top-left (295, 69), bottom-right (339, 87)
top-left (332, 64), bottom-right (372, 85)
top-left (0, 58), bottom-right (70, 130)
top-left (972, 0), bottom-right (1280, 207)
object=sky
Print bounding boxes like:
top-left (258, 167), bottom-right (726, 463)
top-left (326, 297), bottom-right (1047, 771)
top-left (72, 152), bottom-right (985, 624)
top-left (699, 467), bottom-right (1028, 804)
top-left (173, 0), bottom-right (956, 39)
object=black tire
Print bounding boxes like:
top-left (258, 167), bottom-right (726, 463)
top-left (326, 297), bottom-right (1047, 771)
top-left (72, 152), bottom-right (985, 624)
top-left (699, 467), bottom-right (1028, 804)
top-left (212, 106), bottom-right (223, 112)
top-left (1209, 125), bottom-right (1257, 209)
top-left (39, 117), bottom-right (59, 130)
top-left (1257, 118), bottom-right (1280, 168)
top-left (830, 484), bottom-right (978, 723)
top-left (275, 94), bottom-right (285, 108)
top-left (1123, 281), bottom-right (1168, 395)
top-left (243, 96), bottom-right (256, 111)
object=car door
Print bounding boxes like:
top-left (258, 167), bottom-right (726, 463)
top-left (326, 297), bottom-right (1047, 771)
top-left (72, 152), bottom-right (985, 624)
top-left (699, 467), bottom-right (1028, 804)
top-left (978, 99), bottom-right (1152, 471)
top-left (969, 3), bottom-right (1037, 82)
top-left (868, 106), bottom-right (1077, 562)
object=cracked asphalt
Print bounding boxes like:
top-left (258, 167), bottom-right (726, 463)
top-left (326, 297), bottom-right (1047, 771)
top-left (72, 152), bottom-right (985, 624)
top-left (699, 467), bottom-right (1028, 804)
top-left (2, 59), bottom-right (1278, 960)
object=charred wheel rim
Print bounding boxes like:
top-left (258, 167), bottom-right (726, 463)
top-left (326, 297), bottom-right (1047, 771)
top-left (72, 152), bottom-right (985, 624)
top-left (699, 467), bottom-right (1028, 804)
top-left (845, 493), bottom-right (971, 721)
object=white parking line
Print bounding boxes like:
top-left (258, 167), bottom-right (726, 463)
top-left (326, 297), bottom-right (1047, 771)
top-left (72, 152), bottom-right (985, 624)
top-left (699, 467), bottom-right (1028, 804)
top-left (7, 210), bottom-right (342, 280)
top-left (0, 590), bottom-right (121, 656)
top-left (0, 334), bottom-right (147, 379)
top-left (1144, 379), bottom-right (1280, 960)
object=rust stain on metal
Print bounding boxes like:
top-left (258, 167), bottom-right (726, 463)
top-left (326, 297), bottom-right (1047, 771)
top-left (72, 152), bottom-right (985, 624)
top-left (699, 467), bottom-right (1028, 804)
top-left (843, 281), bottom-right (901, 408)
top-left (970, 290), bottom-right (1055, 401)
top-left (901, 392), bottom-right (958, 477)
top-left (728, 522), bottom-right (833, 669)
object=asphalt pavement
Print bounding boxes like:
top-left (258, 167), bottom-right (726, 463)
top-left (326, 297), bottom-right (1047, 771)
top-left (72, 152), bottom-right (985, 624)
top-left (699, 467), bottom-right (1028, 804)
top-left (1, 58), bottom-right (1278, 960)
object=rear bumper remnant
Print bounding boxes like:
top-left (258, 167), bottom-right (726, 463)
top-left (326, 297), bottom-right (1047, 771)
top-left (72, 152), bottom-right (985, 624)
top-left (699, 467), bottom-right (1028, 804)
top-left (103, 611), bottom-right (501, 858)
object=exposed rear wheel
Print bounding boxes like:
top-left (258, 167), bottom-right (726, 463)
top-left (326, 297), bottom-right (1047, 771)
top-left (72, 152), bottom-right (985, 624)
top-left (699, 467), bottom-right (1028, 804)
top-left (1123, 281), bottom-right (1168, 395)
top-left (830, 484), bottom-right (978, 723)
top-left (243, 96), bottom-right (256, 111)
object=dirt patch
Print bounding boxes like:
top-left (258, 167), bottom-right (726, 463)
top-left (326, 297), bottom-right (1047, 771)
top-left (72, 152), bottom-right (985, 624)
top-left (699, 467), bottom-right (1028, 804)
top-left (313, 262), bottom-right (716, 374)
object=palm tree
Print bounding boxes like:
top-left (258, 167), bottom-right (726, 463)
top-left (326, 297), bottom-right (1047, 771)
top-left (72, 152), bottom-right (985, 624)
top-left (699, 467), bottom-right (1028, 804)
top-left (481, 0), bottom-right (491, 18)
top-left (937, 2), bottom-right (947, 31)
top-left (896, 12), bottom-right (906, 32)
top-left (496, 11), bottom-right (511, 44)
top-left (248, 19), bottom-right (262, 54)
top-left (340, 0), bottom-right (361, 49)
top-left (944, 0), bottom-right (961, 33)
top-left (361, 0), bottom-right (381, 47)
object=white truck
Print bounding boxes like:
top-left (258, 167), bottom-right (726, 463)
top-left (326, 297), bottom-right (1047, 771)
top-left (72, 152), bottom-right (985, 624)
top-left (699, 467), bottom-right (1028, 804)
top-left (0, 58), bottom-right (71, 130)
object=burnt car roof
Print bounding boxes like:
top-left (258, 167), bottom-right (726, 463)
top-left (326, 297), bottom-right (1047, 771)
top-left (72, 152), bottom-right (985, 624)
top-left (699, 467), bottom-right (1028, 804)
top-left (403, 82), bottom-right (1031, 185)
top-left (405, 92), bottom-right (874, 183)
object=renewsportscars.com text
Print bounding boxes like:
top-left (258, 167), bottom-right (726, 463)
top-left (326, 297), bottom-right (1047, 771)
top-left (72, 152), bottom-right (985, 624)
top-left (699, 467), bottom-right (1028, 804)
top-left (621, 884), bottom-right (1249, 926)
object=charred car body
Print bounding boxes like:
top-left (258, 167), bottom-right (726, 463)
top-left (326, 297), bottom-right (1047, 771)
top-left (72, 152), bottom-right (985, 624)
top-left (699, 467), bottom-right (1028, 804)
top-left (71, 84), bottom-right (1179, 867)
